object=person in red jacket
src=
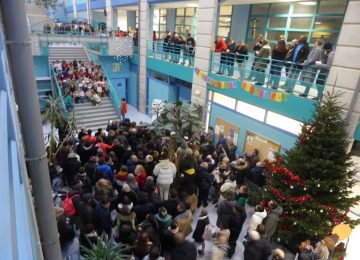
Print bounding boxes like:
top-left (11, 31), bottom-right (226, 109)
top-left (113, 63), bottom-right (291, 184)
top-left (95, 137), bottom-right (114, 157)
top-left (135, 164), bottom-right (147, 189)
top-left (120, 98), bottom-right (127, 121)
top-left (215, 37), bottom-right (228, 75)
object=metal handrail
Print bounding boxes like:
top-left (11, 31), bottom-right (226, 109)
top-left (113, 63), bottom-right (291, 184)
top-left (50, 67), bottom-right (68, 116)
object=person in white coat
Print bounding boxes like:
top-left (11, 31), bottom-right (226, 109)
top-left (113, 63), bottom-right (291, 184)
top-left (153, 152), bottom-right (177, 201)
top-left (248, 205), bottom-right (267, 233)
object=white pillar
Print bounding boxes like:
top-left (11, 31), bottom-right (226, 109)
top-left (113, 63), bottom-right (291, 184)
top-left (73, 0), bottom-right (77, 18)
top-left (105, 0), bottom-right (113, 31)
top-left (86, 0), bottom-right (91, 24)
top-left (138, 0), bottom-right (149, 113)
top-left (191, 0), bottom-right (219, 108)
top-left (324, 0), bottom-right (360, 149)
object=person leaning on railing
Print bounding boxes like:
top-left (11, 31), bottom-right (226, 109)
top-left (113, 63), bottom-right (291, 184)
top-left (226, 37), bottom-right (237, 77)
top-left (284, 39), bottom-right (298, 77)
top-left (234, 41), bottom-right (248, 80)
top-left (268, 39), bottom-right (288, 89)
top-left (299, 38), bottom-right (323, 98)
top-left (252, 40), bottom-right (271, 86)
top-left (182, 33), bottom-right (195, 66)
top-left (215, 37), bottom-right (228, 75)
top-left (246, 34), bottom-right (264, 81)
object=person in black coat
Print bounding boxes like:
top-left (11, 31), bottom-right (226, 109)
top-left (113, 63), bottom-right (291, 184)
top-left (163, 189), bottom-right (180, 218)
top-left (84, 156), bottom-right (98, 185)
top-left (79, 224), bottom-right (99, 257)
top-left (226, 37), bottom-right (237, 76)
top-left (227, 205), bottom-right (247, 258)
top-left (192, 209), bottom-right (210, 256)
top-left (244, 238), bottom-right (272, 260)
top-left (77, 139), bottom-right (97, 166)
top-left (144, 155), bottom-right (156, 178)
top-left (77, 193), bottom-right (96, 229)
top-left (179, 153), bottom-right (198, 195)
top-left (133, 192), bottom-right (156, 224)
top-left (234, 40), bottom-right (248, 79)
top-left (61, 151), bottom-right (81, 186)
top-left (170, 232), bottom-right (197, 260)
top-left (196, 162), bottom-right (214, 208)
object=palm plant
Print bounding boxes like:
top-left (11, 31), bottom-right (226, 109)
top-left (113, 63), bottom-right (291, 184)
top-left (42, 95), bottom-right (76, 163)
top-left (80, 235), bottom-right (131, 260)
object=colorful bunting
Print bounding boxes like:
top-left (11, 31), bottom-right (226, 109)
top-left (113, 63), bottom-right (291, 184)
top-left (194, 67), bottom-right (237, 90)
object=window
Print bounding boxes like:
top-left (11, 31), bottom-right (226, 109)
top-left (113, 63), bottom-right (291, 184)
top-left (136, 11), bottom-right (139, 29)
top-left (247, 1), bottom-right (347, 47)
top-left (236, 101), bottom-right (266, 122)
top-left (212, 92), bottom-right (236, 110)
top-left (175, 8), bottom-right (197, 37)
top-left (150, 70), bottom-right (168, 83)
top-left (153, 9), bottom-right (167, 40)
top-left (266, 111), bottom-right (302, 135)
top-left (217, 6), bottom-right (233, 38)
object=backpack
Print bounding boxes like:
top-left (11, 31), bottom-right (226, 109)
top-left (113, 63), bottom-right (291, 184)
top-left (202, 224), bottom-right (214, 241)
top-left (63, 193), bottom-right (80, 216)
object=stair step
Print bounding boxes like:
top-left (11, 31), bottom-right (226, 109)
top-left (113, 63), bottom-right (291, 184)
top-left (74, 104), bottom-right (114, 113)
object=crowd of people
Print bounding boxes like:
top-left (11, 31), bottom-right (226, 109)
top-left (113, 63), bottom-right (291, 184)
top-left (47, 105), bottom-right (343, 260)
top-left (214, 34), bottom-right (335, 100)
top-left (53, 60), bottom-right (108, 110)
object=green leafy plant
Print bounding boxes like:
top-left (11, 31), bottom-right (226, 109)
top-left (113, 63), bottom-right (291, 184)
top-left (80, 234), bottom-right (131, 260)
top-left (35, 0), bottom-right (58, 9)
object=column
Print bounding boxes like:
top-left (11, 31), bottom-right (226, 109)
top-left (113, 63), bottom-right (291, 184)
top-left (138, 0), bottom-right (149, 113)
top-left (324, 0), bottom-right (360, 150)
top-left (105, 0), bottom-right (113, 31)
top-left (86, 0), bottom-right (92, 24)
top-left (73, 0), bottom-right (77, 18)
top-left (191, 0), bottom-right (219, 108)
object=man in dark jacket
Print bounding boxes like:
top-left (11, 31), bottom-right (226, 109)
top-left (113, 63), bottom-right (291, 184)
top-left (234, 40), bottom-right (248, 79)
top-left (263, 200), bottom-right (283, 240)
top-left (197, 162), bottom-right (214, 208)
top-left (284, 35), bottom-right (310, 93)
top-left (170, 232), bottom-right (197, 260)
top-left (227, 205), bottom-right (247, 258)
top-left (61, 151), bottom-right (81, 186)
top-left (163, 189), bottom-right (180, 217)
top-left (95, 196), bottom-right (112, 237)
top-left (226, 37), bottom-right (237, 76)
top-left (183, 33), bottom-right (195, 66)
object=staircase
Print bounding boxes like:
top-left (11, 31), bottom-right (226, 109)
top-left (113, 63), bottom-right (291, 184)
top-left (25, 3), bottom-right (51, 31)
top-left (74, 96), bottom-right (120, 132)
top-left (48, 45), bottom-right (89, 65)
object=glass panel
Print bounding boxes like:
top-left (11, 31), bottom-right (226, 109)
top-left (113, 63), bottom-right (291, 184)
top-left (213, 93), bottom-right (236, 110)
top-left (293, 2), bottom-right (317, 14)
top-left (154, 9), bottom-right (159, 16)
top-left (236, 101), bottom-right (266, 122)
top-left (185, 26), bottom-right (193, 35)
top-left (287, 31), bottom-right (309, 41)
top-left (176, 17), bottom-right (184, 24)
top-left (218, 27), bottom-right (230, 38)
top-left (152, 25), bottom-right (158, 31)
top-left (310, 32), bottom-right (338, 44)
top-left (270, 3), bottom-right (290, 14)
top-left (185, 17), bottom-right (194, 25)
top-left (250, 17), bottom-right (267, 28)
top-left (160, 9), bottom-right (167, 16)
top-left (290, 17), bottom-right (312, 29)
top-left (252, 4), bottom-right (270, 15)
top-left (177, 8), bottom-right (185, 16)
top-left (268, 17), bottom-right (287, 28)
top-left (219, 16), bottom-right (232, 27)
top-left (266, 30), bottom-right (285, 42)
top-left (160, 16), bottom-right (166, 24)
top-left (318, 0), bottom-right (347, 14)
top-left (160, 32), bottom-right (167, 39)
top-left (186, 8), bottom-right (195, 16)
top-left (314, 17), bottom-right (343, 31)
top-left (176, 26), bottom-right (184, 34)
top-left (266, 111), bottom-right (303, 135)
top-left (247, 28), bottom-right (265, 40)
top-left (160, 25), bottom-right (166, 32)
top-left (220, 5), bottom-right (232, 16)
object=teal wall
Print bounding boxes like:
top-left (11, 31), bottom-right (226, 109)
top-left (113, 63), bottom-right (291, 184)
top-left (209, 103), bottom-right (298, 155)
top-left (355, 123), bottom-right (360, 141)
top-left (33, 56), bottom-right (49, 78)
top-left (77, 11), bottom-right (88, 19)
top-left (148, 77), bottom-right (177, 114)
top-left (146, 57), bottom-right (193, 83)
top-left (128, 63), bottom-right (138, 107)
top-left (230, 5), bottom-right (250, 42)
top-left (166, 9), bottom-right (176, 33)
top-left (99, 56), bottom-right (130, 101)
top-left (127, 11), bottom-right (137, 29)
top-left (208, 73), bottom-right (317, 122)
top-left (178, 84), bottom-right (191, 104)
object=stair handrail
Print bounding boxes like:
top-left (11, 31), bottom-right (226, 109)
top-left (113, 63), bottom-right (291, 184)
top-left (85, 48), bottom-right (122, 118)
top-left (50, 66), bottom-right (68, 117)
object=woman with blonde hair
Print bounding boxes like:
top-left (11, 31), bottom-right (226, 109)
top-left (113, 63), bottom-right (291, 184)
top-left (314, 240), bottom-right (329, 260)
top-left (134, 164), bottom-right (147, 189)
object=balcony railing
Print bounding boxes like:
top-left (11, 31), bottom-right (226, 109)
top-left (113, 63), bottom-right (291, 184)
top-left (146, 40), bottom-right (195, 67)
top-left (210, 51), bottom-right (329, 101)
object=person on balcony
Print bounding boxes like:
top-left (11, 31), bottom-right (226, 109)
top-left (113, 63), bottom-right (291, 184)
top-left (152, 31), bottom-right (157, 52)
top-left (234, 41), bottom-right (248, 80)
top-left (163, 31), bottom-right (171, 60)
top-left (252, 40), bottom-right (271, 86)
top-left (226, 37), bottom-right (237, 77)
top-left (215, 37), bottom-right (228, 75)
top-left (246, 33), bottom-right (263, 81)
top-left (174, 35), bottom-right (184, 64)
top-left (168, 32), bottom-right (176, 62)
top-left (313, 42), bottom-right (335, 101)
top-left (183, 33), bottom-right (195, 66)
top-left (268, 39), bottom-right (288, 89)
top-left (284, 39), bottom-right (298, 77)
top-left (283, 36), bottom-right (310, 94)
top-left (299, 38), bottom-right (323, 98)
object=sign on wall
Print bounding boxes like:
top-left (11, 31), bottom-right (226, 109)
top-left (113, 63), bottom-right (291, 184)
top-left (214, 117), bottom-right (240, 145)
top-left (112, 63), bottom-right (121, 72)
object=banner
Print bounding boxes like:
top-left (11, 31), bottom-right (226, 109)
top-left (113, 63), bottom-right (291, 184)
top-left (194, 67), bottom-right (236, 90)
top-left (241, 80), bottom-right (288, 102)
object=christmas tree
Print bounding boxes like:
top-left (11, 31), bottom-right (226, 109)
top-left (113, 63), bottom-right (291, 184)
top-left (262, 93), bottom-right (360, 240)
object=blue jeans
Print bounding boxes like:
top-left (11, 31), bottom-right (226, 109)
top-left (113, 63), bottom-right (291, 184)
top-left (268, 61), bottom-right (283, 88)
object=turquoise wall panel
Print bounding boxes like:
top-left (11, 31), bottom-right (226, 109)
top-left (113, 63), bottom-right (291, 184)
top-left (127, 11), bottom-right (137, 29)
top-left (178, 84), bottom-right (191, 104)
top-left (146, 57), bottom-right (193, 83)
top-left (230, 5), bottom-right (250, 42)
top-left (148, 77), bottom-right (178, 115)
top-left (33, 56), bottom-right (49, 78)
top-left (166, 9), bottom-right (176, 32)
top-left (77, 11), bottom-right (88, 19)
top-left (209, 103), bottom-right (298, 155)
top-left (354, 123), bottom-right (360, 141)
top-left (208, 73), bottom-right (317, 122)
top-left (128, 65), bottom-right (138, 108)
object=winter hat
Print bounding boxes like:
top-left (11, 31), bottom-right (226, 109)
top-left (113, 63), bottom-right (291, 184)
top-left (145, 176), bottom-right (154, 185)
top-left (145, 155), bottom-right (153, 163)
top-left (127, 173), bottom-right (136, 182)
top-left (122, 183), bottom-right (131, 193)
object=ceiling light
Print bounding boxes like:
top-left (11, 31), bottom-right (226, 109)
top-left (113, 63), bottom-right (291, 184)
top-left (299, 1), bottom-right (317, 5)
top-left (315, 22), bottom-right (322, 25)
top-left (187, 3), bottom-right (199, 7)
